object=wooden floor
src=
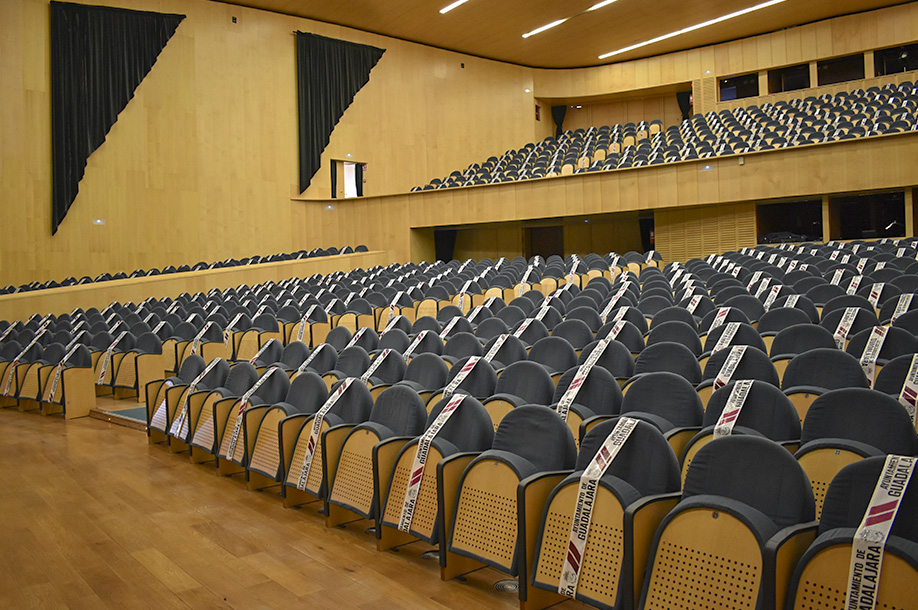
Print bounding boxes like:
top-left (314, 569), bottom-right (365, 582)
top-left (0, 404), bottom-right (592, 610)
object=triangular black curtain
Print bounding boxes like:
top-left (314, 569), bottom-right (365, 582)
top-left (296, 32), bottom-right (384, 193)
top-left (50, 2), bottom-right (184, 234)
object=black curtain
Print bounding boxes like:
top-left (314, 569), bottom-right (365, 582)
top-left (330, 161), bottom-right (337, 199)
top-left (676, 91), bottom-right (693, 121)
top-left (50, 2), bottom-right (184, 234)
top-left (296, 32), bottom-right (384, 193)
top-left (551, 104), bottom-right (567, 138)
top-left (355, 163), bottom-right (364, 197)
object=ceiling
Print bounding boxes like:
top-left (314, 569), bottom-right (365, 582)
top-left (216, 0), bottom-right (909, 68)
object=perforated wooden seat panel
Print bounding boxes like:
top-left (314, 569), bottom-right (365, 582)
top-left (533, 484), bottom-right (625, 605)
top-left (191, 401), bottom-right (215, 449)
top-left (248, 412), bottom-right (283, 478)
top-left (218, 402), bottom-right (244, 460)
top-left (149, 387), bottom-right (170, 432)
top-left (793, 543), bottom-right (916, 610)
top-left (450, 460), bottom-right (520, 571)
top-left (328, 431), bottom-right (378, 515)
top-left (17, 367), bottom-right (41, 399)
top-left (643, 508), bottom-right (762, 609)
top-left (284, 419), bottom-right (329, 494)
top-left (798, 450), bottom-right (863, 518)
top-left (382, 447), bottom-right (443, 538)
top-left (115, 355), bottom-right (137, 387)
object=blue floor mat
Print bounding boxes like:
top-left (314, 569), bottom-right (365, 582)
top-left (107, 406), bottom-right (147, 423)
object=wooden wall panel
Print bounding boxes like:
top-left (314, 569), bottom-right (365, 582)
top-left (297, 132), bottom-right (918, 264)
top-left (0, 251), bottom-right (390, 322)
top-left (532, 3), bottom-right (918, 100)
top-left (655, 203), bottom-right (756, 263)
top-left (562, 94), bottom-right (685, 131)
top-left (0, 0), bottom-right (535, 287)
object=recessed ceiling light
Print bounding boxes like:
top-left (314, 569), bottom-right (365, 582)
top-left (522, 18), bottom-right (568, 38)
top-left (587, 0), bottom-right (619, 10)
top-left (598, 0), bottom-right (787, 59)
top-left (439, 0), bottom-right (470, 14)
top-left (524, 88), bottom-right (531, 93)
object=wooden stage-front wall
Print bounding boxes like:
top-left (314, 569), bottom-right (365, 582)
top-left (0, 251), bottom-right (390, 323)
top-left (293, 132), bottom-right (918, 264)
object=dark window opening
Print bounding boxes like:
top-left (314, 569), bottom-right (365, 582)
top-left (817, 54), bottom-right (865, 86)
top-left (719, 73), bottom-right (759, 101)
top-left (833, 192), bottom-right (905, 240)
top-left (875, 43), bottom-right (918, 76)
top-left (757, 199), bottom-right (822, 243)
top-left (768, 64), bottom-right (811, 94)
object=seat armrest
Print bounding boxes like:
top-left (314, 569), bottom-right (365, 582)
top-left (436, 452), bottom-right (481, 569)
top-left (372, 436), bottom-right (415, 520)
top-left (623, 492), bottom-right (681, 610)
top-left (321, 423), bottom-right (357, 493)
top-left (762, 520), bottom-right (819, 610)
top-left (517, 470), bottom-right (573, 605)
top-left (578, 414), bottom-right (614, 445)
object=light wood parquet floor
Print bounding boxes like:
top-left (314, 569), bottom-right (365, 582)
top-left (0, 403), bottom-right (591, 610)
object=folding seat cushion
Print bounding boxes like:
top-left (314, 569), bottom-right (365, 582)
top-left (697, 344), bottom-right (780, 405)
top-left (646, 321), bottom-right (703, 356)
top-left (216, 366), bottom-right (292, 472)
top-left (282, 379), bottom-right (374, 505)
top-left (246, 371), bottom-right (329, 486)
top-left (596, 320), bottom-right (645, 355)
top-left (681, 379), bottom-right (801, 481)
top-left (550, 319), bottom-right (595, 351)
top-left (578, 338), bottom-right (634, 381)
top-left (819, 307), bottom-right (880, 346)
top-left (378, 394), bottom-right (494, 546)
top-left (528, 336), bottom-right (578, 378)
top-left (649, 306), bottom-right (698, 330)
top-left (482, 360), bottom-right (556, 430)
top-left (480, 333), bottom-right (528, 370)
top-left (326, 385), bottom-right (429, 522)
top-left (639, 436), bottom-right (817, 610)
top-left (786, 456), bottom-right (918, 610)
top-left (528, 419), bottom-right (681, 610)
top-left (617, 371), bottom-right (704, 459)
top-left (323, 346), bottom-right (371, 387)
top-left (795, 387), bottom-right (917, 512)
top-left (772, 294), bottom-right (820, 323)
top-left (442, 332), bottom-right (483, 365)
top-left (781, 348), bottom-right (870, 421)
top-left (446, 406), bottom-right (577, 577)
top-left (179, 360), bottom-right (255, 453)
top-left (632, 342), bottom-right (702, 385)
top-left (146, 355), bottom-right (214, 443)
top-left (844, 326), bottom-right (918, 387)
top-left (110, 331), bottom-right (163, 401)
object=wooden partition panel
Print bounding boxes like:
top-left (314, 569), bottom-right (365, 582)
top-left (0, 251), bottom-right (390, 322)
top-left (295, 132), bottom-right (918, 263)
top-left (655, 204), bottom-right (756, 263)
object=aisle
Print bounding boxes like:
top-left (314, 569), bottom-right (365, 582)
top-left (0, 408), bottom-right (534, 610)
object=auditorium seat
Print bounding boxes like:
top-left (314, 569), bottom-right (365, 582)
top-left (638, 435), bottom-right (816, 610)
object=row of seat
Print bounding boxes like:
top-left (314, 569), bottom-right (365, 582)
top-left (0, 244), bottom-right (368, 295)
top-left (3, 243), bottom-right (916, 608)
top-left (414, 81), bottom-right (918, 189)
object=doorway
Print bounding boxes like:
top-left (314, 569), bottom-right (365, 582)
top-left (525, 226), bottom-right (564, 260)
